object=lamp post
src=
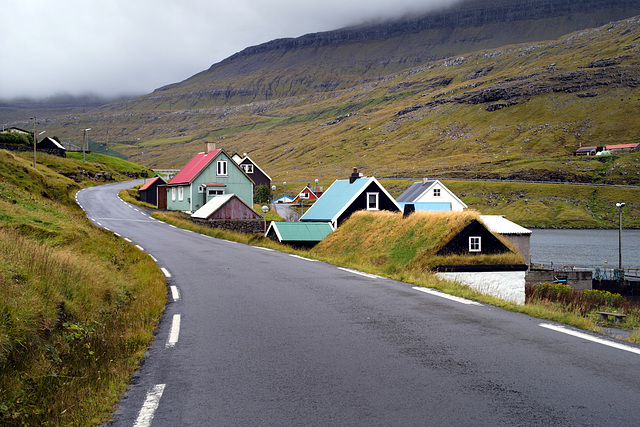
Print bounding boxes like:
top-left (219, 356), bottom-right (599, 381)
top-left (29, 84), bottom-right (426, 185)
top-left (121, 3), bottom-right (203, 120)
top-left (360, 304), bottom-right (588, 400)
top-left (271, 185), bottom-right (276, 203)
top-left (283, 182), bottom-right (287, 198)
top-left (616, 202), bottom-right (625, 280)
top-left (261, 205), bottom-right (269, 234)
top-left (82, 128), bottom-right (91, 162)
top-left (34, 130), bottom-right (45, 168)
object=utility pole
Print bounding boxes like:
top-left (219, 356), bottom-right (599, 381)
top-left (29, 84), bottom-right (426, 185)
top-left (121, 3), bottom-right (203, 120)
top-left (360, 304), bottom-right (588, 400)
top-left (616, 202), bottom-right (625, 280)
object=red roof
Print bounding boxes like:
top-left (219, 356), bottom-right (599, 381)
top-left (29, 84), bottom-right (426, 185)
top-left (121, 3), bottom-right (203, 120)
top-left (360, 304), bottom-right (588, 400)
top-left (139, 176), bottom-right (166, 191)
top-left (168, 150), bottom-right (221, 185)
top-left (607, 143), bottom-right (640, 149)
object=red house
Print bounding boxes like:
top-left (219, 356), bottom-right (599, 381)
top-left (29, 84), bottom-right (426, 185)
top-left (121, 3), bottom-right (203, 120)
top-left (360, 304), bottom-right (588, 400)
top-left (292, 185), bottom-right (323, 203)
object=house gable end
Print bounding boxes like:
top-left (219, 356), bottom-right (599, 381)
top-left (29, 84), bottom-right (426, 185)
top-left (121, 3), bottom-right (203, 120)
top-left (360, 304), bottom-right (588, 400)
top-left (436, 220), bottom-right (510, 256)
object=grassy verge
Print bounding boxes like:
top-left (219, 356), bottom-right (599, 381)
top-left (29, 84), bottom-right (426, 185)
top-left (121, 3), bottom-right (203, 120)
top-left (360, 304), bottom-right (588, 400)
top-left (0, 150), bottom-right (166, 426)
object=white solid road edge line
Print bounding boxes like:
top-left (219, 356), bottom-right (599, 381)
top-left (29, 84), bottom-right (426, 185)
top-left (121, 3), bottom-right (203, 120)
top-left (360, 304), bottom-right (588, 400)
top-left (166, 314), bottom-right (181, 348)
top-left (338, 267), bottom-right (384, 280)
top-left (540, 323), bottom-right (640, 355)
top-left (412, 286), bottom-right (483, 306)
top-left (170, 285), bottom-right (180, 301)
top-left (133, 383), bottom-right (166, 427)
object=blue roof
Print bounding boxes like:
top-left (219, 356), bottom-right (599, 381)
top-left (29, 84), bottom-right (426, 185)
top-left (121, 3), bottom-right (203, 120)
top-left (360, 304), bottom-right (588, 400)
top-left (399, 202), bottom-right (451, 212)
top-left (300, 176), bottom-right (400, 225)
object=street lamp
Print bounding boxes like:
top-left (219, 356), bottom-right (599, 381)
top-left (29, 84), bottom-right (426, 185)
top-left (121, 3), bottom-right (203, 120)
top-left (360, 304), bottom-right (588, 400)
top-left (261, 205), bottom-right (269, 234)
top-left (283, 182), bottom-right (287, 197)
top-left (271, 185), bottom-right (276, 203)
top-left (34, 130), bottom-right (45, 168)
top-left (616, 202), bottom-right (625, 280)
top-left (82, 128), bottom-right (91, 162)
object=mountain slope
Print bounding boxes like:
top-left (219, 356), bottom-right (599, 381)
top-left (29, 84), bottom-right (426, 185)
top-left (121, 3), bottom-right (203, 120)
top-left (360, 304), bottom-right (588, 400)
top-left (123, 0), bottom-right (640, 110)
top-left (10, 1), bottom-right (640, 185)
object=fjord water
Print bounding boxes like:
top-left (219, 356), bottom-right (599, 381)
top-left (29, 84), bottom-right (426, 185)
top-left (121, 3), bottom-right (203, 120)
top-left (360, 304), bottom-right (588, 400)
top-left (530, 229), bottom-right (640, 269)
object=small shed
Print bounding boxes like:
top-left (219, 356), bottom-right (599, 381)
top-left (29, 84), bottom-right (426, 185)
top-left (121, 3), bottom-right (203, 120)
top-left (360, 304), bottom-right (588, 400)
top-left (266, 222), bottom-right (333, 248)
top-left (138, 175), bottom-right (167, 207)
top-left (37, 136), bottom-right (66, 157)
top-left (192, 194), bottom-right (261, 220)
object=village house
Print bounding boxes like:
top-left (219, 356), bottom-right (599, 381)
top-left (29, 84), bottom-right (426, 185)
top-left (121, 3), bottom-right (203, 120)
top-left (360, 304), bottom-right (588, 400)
top-left (396, 178), bottom-right (468, 212)
top-left (291, 185), bottom-right (323, 203)
top-left (300, 168), bottom-right (401, 229)
top-left (165, 143), bottom-right (254, 212)
top-left (232, 152), bottom-right (272, 188)
top-left (37, 136), bottom-right (66, 157)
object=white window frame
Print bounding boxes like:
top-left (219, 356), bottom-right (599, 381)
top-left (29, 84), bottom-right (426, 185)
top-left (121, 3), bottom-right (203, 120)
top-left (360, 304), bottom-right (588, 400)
top-left (469, 236), bottom-right (481, 252)
top-left (366, 192), bottom-right (379, 210)
top-left (207, 188), bottom-right (224, 197)
top-left (242, 164), bottom-right (253, 174)
top-left (433, 188), bottom-right (441, 197)
top-left (217, 160), bottom-right (228, 176)
top-left (171, 187), bottom-right (176, 201)
top-left (178, 186), bottom-right (184, 202)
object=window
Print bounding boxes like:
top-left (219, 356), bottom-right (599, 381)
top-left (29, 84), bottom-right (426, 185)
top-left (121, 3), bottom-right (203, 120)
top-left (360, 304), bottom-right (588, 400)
top-left (242, 164), bottom-right (253, 174)
top-left (366, 192), bottom-right (379, 210)
top-left (302, 192), bottom-right (309, 199)
top-left (208, 188), bottom-right (224, 197)
top-left (178, 186), bottom-right (183, 202)
top-left (469, 236), bottom-right (481, 252)
top-left (217, 160), bottom-right (228, 176)
top-left (171, 187), bottom-right (176, 201)
top-left (433, 188), bottom-right (441, 197)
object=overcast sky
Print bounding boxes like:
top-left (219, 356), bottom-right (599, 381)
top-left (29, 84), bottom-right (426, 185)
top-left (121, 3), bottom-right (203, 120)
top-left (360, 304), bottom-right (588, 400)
top-left (1, 0), bottom-right (463, 100)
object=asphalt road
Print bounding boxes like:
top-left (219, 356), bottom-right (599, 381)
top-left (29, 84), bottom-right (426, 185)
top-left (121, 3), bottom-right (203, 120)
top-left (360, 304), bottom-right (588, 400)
top-left (77, 181), bottom-right (640, 427)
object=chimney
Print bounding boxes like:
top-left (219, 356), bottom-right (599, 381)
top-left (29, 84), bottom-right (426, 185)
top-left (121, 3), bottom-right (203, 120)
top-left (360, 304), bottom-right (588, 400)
top-left (243, 152), bottom-right (248, 157)
top-left (422, 177), bottom-right (429, 185)
top-left (349, 167), bottom-right (359, 184)
top-left (205, 142), bottom-right (216, 154)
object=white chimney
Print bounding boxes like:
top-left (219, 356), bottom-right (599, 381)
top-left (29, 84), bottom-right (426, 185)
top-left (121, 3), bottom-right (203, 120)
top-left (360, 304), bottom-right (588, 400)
top-left (205, 142), bottom-right (216, 153)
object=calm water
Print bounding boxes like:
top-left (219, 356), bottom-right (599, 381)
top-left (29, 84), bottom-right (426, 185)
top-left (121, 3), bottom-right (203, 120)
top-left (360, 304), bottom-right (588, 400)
top-left (530, 229), bottom-right (640, 269)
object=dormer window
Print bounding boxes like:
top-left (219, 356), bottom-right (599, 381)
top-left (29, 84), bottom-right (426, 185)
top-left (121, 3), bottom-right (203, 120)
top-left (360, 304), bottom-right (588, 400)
top-left (433, 188), bottom-right (441, 197)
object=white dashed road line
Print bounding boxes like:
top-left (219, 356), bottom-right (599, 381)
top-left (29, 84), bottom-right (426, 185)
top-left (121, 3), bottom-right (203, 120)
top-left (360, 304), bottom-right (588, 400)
top-left (161, 268), bottom-right (171, 278)
top-left (170, 286), bottom-right (180, 301)
top-left (338, 267), bottom-right (384, 280)
top-left (290, 255), bottom-right (317, 262)
top-left (540, 323), bottom-right (640, 355)
top-left (133, 384), bottom-right (166, 427)
top-left (412, 287), bottom-right (483, 306)
top-left (166, 314), bottom-right (181, 348)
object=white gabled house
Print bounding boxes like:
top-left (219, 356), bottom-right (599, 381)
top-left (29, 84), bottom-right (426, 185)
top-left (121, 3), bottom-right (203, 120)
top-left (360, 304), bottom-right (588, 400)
top-left (396, 178), bottom-right (468, 211)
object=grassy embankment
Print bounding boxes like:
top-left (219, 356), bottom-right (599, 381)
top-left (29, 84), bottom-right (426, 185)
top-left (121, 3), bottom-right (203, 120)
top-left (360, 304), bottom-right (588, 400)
top-left (0, 150), bottom-right (165, 426)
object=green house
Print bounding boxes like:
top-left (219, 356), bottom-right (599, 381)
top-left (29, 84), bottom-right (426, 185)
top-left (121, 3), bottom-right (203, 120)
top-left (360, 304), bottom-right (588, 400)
top-left (165, 144), bottom-right (254, 212)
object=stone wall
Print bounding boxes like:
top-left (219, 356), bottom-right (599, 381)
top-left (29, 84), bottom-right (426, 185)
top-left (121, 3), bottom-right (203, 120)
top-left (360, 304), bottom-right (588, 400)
top-left (526, 269), bottom-right (592, 290)
top-left (193, 218), bottom-right (267, 235)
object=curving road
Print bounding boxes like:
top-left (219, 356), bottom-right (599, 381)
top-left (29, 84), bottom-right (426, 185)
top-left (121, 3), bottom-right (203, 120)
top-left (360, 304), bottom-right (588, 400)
top-left (76, 181), bottom-right (640, 426)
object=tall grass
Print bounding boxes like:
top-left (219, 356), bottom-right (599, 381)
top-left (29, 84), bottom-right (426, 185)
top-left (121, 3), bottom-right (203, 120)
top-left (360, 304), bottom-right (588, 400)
top-left (0, 150), bottom-right (166, 426)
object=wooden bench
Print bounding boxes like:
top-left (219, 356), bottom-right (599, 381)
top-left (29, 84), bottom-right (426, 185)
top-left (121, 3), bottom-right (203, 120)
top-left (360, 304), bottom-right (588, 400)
top-left (596, 311), bottom-right (627, 324)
